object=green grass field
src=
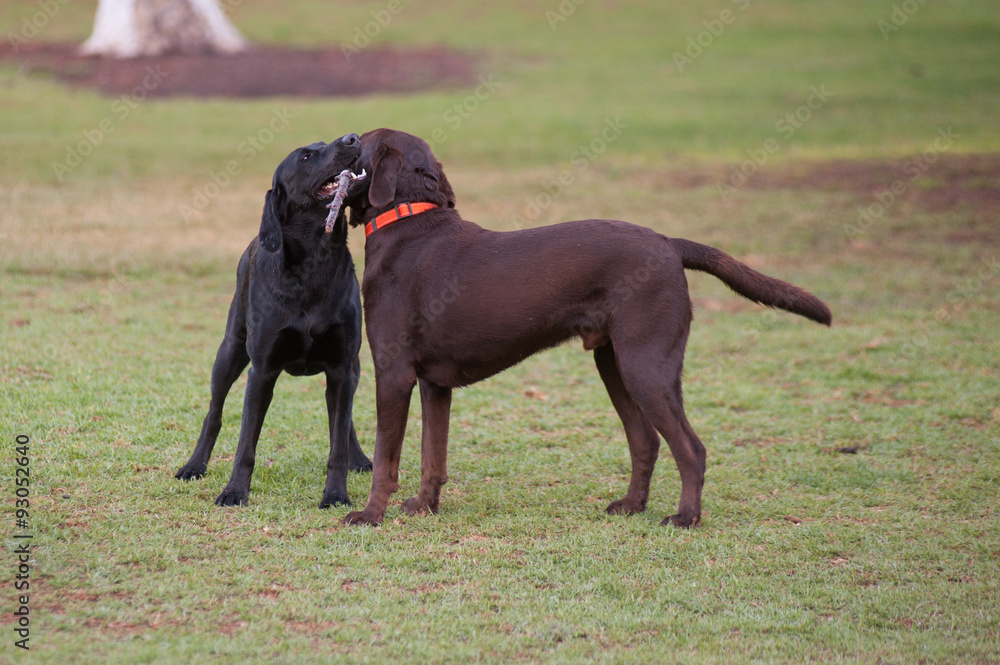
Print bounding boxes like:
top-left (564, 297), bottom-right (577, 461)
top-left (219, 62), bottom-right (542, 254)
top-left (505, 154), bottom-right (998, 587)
top-left (2, 0), bottom-right (998, 662)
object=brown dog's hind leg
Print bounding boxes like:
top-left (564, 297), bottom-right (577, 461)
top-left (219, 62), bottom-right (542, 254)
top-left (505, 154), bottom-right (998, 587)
top-left (657, 404), bottom-right (706, 529)
top-left (615, 346), bottom-right (706, 528)
top-left (401, 379), bottom-right (452, 516)
top-left (343, 371), bottom-right (415, 526)
top-left (594, 344), bottom-right (660, 516)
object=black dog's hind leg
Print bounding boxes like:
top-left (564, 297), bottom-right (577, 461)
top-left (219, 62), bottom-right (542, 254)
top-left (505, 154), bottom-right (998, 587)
top-left (176, 323), bottom-right (249, 481)
top-left (320, 367), bottom-right (357, 508)
top-left (347, 357), bottom-right (372, 473)
top-left (215, 366), bottom-right (279, 506)
top-left (347, 423), bottom-right (371, 472)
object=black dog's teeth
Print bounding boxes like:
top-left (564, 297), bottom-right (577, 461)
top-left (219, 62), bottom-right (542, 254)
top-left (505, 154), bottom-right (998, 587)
top-left (318, 181), bottom-right (337, 197)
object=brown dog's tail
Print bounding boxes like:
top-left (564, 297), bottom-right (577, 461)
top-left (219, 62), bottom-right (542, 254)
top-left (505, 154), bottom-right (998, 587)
top-left (671, 238), bottom-right (832, 326)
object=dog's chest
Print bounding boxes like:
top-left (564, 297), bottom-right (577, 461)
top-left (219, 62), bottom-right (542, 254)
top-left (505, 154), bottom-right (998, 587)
top-left (264, 315), bottom-right (350, 376)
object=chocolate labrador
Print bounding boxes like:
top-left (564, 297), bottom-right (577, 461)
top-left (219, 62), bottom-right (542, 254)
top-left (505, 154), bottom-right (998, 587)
top-left (339, 128), bottom-right (831, 527)
top-left (175, 134), bottom-right (371, 508)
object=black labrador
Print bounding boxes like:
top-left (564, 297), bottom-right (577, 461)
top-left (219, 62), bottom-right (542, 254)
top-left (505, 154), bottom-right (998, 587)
top-left (175, 134), bottom-right (371, 508)
top-left (337, 129), bottom-right (831, 528)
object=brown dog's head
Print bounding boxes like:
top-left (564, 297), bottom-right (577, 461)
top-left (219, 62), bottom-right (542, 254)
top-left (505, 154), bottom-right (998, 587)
top-left (345, 128), bottom-right (456, 227)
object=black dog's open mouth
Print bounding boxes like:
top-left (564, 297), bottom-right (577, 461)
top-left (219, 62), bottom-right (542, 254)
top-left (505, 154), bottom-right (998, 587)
top-left (317, 179), bottom-right (340, 200)
top-left (322, 168), bottom-right (368, 233)
top-left (317, 169), bottom-right (367, 201)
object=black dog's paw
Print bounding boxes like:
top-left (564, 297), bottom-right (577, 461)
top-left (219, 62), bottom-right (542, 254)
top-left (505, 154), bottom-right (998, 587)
top-left (349, 457), bottom-right (373, 473)
top-left (175, 462), bottom-right (207, 481)
top-left (318, 492), bottom-right (352, 510)
top-left (214, 487), bottom-right (249, 507)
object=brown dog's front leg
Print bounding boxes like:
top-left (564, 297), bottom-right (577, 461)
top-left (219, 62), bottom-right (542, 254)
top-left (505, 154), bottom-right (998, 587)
top-left (401, 379), bottom-right (452, 516)
top-left (343, 374), bottom-right (414, 526)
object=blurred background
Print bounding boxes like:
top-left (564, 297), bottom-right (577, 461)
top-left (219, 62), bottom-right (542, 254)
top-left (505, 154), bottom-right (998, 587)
top-left (2, 0), bottom-right (997, 273)
top-left (1, 2), bottom-right (998, 662)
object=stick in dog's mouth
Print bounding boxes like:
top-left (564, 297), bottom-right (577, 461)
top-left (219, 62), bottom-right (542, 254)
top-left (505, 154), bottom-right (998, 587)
top-left (323, 169), bottom-right (367, 234)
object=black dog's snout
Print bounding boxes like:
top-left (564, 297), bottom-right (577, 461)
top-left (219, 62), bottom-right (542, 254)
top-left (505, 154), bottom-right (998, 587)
top-left (340, 133), bottom-right (361, 147)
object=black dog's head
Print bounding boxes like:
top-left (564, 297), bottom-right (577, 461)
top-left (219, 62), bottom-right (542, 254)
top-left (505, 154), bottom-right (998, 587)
top-left (343, 128), bottom-right (456, 227)
top-left (259, 133), bottom-right (363, 253)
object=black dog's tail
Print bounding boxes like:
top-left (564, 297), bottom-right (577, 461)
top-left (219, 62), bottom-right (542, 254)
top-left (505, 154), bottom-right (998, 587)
top-left (671, 238), bottom-right (832, 326)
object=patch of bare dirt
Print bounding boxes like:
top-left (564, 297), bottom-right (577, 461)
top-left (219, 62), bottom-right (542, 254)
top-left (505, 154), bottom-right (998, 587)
top-left (0, 41), bottom-right (478, 98)
top-left (750, 153), bottom-right (1000, 213)
top-left (664, 153), bottom-right (1000, 215)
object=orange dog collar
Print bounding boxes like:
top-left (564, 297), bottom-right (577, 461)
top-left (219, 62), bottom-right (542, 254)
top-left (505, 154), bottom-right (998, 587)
top-left (364, 202), bottom-right (439, 238)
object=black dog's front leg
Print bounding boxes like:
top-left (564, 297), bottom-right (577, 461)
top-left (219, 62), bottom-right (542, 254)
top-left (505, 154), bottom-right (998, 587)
top-left (176, 333), bottom-right (249, 481)
top-left (319, 368), bottom-right (357, 508)
top-left (215, 366), bottom-right (279, 506)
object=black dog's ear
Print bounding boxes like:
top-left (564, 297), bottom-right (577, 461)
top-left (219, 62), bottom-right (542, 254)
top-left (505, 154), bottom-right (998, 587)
top-left (436, 161), bottom-right (457, 209)
top-left (258, 187), bottom-right (284, 253)
top-left (369, 143), bottom-right (404, 209)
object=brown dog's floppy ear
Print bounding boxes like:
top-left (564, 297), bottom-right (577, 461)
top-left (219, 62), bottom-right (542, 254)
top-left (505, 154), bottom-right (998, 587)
top-left (258, 187), bottom-right (284, 253)
top-left (368, 143), bottom-right (404, 209)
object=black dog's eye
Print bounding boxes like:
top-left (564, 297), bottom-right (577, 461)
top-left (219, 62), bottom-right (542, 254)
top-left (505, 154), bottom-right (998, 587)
top-left (300, 153), bottom-right (311, 162)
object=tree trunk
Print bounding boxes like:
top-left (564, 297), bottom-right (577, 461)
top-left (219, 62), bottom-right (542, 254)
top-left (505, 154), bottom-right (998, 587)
top-left (81, 0), bottom-right (247, 58)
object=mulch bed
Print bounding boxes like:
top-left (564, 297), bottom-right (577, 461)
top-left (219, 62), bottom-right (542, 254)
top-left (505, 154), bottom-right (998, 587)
top-left (0, 41), bottom-right (478, 98)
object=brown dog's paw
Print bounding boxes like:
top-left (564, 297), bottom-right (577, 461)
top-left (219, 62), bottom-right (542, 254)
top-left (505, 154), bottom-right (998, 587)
top-left (661, 513), bottom-right (701, 528)
top-left (605, 498), bottom-right (646, 515)
top-left (342, 510), bottom-right (383, 526)
top-left (401, 496), bottom-right (439, 516)
top-left (401, 497), bottom-right (427, 516)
